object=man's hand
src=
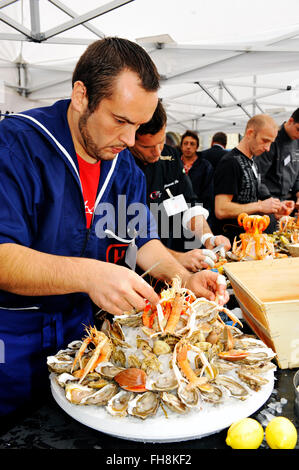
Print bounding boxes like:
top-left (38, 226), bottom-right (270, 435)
top-left (175, 248), bottom-right (217, 272)
top-left (204, 234), bottom-right (231, 253)
top-left (185, 270), bottom-right (229, 305)
top-left (86, 261), bottom-right (160, 316)
top-left (275, 200), bottom-right (295, 219)
top-left (259, 197), bottom-right (281, 214)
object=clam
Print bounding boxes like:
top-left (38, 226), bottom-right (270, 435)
top-left (65, 383), bottom-right (94, 404)
top-left (81, 383), bottom-right (118, 406)
top-left (136, 336), bottom-right (152, 352)
top-left (153, 340), bottom-right (171, 356)
top-left (177, 381), bottom-right (201, 408)
top-left (127, 354), bottom-right (142, 369)
top-left (127, 391), bottom-right (160, 419)
top-left (141, 350), bottom-right (163, 374)
top-left (106, 390), bottom-right (133, 417)
top-left (161, 392), bottom-right (188, 414)
top-left (214, 375), bottom-right (249, 400)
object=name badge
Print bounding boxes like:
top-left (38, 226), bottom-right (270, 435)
top-left (284, 155), bottom-right (291, 166)
top-left (163, 194), bottom-right (188, 217)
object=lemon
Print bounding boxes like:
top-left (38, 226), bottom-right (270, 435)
top-left (226, 418), bottom-right (264, 449)
top-left (265, 417), bottom-right (298, 449)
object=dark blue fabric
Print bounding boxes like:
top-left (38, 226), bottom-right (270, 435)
top-left (0, 100), bottom-right (159, 415)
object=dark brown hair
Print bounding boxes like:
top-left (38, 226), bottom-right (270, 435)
top-left (291, 108), bottom-right (299, 123)
top-left (212, 131), bottom-right (227, 147)
top-left (181, 130), bottom-right (199, 148)
top-left (72, 37), bottom-right (160, 113)
top-left (136, 99), bottom-right (166, 136)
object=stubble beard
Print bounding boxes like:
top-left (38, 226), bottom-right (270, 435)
top-left (78, 110), bottom-right (118, 162)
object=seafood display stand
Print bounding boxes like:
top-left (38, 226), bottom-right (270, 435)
top-left (50, 371), bottom-right (274, 443)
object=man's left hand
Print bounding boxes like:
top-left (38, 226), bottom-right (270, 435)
top-left (185, 270), bottom-right (230, 306)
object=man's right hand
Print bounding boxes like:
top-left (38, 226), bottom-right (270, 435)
top-left (259, 197), bottom-right (281, 214)
top-left (86, 261), bottom-right (160, 316)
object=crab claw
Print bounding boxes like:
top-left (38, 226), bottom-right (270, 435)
top-left (114, 368), bottom-right (147, 392)
top-left (218, 349), bottom-right (248, 361)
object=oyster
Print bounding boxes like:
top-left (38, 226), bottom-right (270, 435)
top-left (56, 372), bottom-right (77, 388)
top-left (65, 383), bottom-right (94, 404)
top-left (81, 383), bottom-right (118, 406)
top-left (200, 385), bottom-right (223, 404)
top-left (214, 375), bottom-right (249, 400)
top-left (146, 372), bottom-right (178, 391)
top-left (177, 381), bottom-right (201, 408)
top-left (47, 354), bottom-right (74, 374)
top-left (237, 368), bottom-right (269, 391)
top-left (95, 361), bottom-right (126, 378)
top-left (106, 390), bottom-right (133, 417)
top-left (161, 392), bottom-right (188, 414)
top-left (127, 391), bottom-right (160, 419)
top-left (114, 312), bottom-right (143, 328)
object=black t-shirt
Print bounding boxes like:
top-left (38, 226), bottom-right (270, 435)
top-left (134, 144), bottom-right (199, 251)
top-left (213, 147), bottom-right (261, 242)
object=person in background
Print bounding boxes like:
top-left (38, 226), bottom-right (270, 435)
top-left (255, 108), bottom-right (299, 215)
top-left (130, 101), bottom-right (231, 272)
top-left (0, 38), bottom-right (228, 418)
top-left (213, 114), bottom-right (289, 244)
top-left (201, 131), bottom-right (228, 170)
top-left (180, 130), bottom-right (214, 217)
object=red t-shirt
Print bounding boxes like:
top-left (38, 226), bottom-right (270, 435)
top-left (77, 154), bottom-right (101, 228)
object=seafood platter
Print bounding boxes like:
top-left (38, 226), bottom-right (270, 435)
top-left (224, 214), bottom-right (299, 262)
top-left (48, 276), bottom-right (276, 442)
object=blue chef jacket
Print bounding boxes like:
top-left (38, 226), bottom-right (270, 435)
top-left (0, 99), bottom-right (158, 416)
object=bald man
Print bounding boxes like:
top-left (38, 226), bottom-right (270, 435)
top-left (213, 114), bottom-right (285, 243)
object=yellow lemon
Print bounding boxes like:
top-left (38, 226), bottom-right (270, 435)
top-left (226, 418), bottom-right (264, 449)
top-left (265, 417), bottom-right (297, 449)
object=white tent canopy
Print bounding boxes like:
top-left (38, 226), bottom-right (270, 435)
top-left (1, 0), bottom-right (299, 140)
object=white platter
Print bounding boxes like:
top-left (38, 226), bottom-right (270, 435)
top-left (50, 371), bottom-right (274, 443)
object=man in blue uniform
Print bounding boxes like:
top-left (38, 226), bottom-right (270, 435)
top-left (0, 38), bottom-right (228, 417)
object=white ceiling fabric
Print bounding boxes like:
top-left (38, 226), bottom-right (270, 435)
top-left (1, 0), bottom-right (299, 136)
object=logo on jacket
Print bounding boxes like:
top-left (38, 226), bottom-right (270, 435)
top-left (106, 243), bottom-right (128, 263)
top-left (149, 190), bottom-right (162, 200)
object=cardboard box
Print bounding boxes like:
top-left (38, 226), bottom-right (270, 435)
top-left (224, 257), bottom-right (299, 369)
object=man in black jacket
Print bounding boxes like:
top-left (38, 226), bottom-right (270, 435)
top-left (201, 132), bottom-right (227, 170)
top-left (130, 101), bottom-right (230, 272)
top-left (255, 108), bottom-right (299, 213)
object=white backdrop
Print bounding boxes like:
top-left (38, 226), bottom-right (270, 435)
top-left (1, 0), bottom-right (299, 139)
